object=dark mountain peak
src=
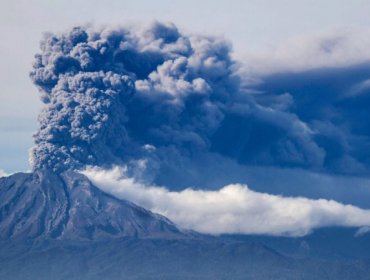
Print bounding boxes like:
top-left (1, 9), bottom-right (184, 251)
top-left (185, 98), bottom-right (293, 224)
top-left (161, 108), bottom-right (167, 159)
top-left (0, 169), bottom-right (189, 241)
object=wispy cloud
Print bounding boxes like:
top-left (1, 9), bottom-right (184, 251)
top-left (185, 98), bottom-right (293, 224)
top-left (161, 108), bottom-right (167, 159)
top-left (83, 166), bottom-right (370, 237)
top-left (0, 169), bottom-right (8, 177)
top-left (242, 27), bottom-right (370, 76)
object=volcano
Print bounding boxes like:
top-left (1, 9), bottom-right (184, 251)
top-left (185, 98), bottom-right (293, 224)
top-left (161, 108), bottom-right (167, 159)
top-left (1, 170), bottom-right (370, 279)
top-left (0, 170), bottom-right (187, 241)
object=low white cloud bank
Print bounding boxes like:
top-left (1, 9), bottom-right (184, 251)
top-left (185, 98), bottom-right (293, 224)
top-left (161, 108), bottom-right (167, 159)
top-left (83, 166), bottom-right (370, 237)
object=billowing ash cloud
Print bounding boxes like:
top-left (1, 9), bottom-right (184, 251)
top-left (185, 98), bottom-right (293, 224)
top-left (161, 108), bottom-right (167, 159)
top-left (30, 22), bottom-right (325, 176)
top-left (84, 167), bottom-right (370, 236)
top-left (29, 23), bottom-right (240, 172)
top-left (29, 22), bottom-right (370, 177)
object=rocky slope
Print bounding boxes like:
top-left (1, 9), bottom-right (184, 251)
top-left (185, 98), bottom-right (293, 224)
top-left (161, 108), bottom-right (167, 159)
top-left (0, 170), bottom-right (187, 240)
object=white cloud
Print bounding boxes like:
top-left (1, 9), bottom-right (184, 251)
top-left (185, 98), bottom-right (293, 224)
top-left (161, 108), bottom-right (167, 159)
top-left (355, 226), bottom-right (370, 237)
top-left (0, 169), bottom-right (8, 177)
top-left (83, 166), bottom-right (370, 237)
top-left (241, 27), bottom-right (370, 76)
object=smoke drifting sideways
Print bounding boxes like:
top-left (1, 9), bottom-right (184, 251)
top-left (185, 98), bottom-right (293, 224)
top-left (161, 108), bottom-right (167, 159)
top-left (30, 22), bottom-right (324, 179)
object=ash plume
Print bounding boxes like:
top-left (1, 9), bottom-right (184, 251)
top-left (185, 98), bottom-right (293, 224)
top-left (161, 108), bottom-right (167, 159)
top-left (29, 23), bottom-right (239, 172)
top-left (29, 22), bottom-right (327, 177)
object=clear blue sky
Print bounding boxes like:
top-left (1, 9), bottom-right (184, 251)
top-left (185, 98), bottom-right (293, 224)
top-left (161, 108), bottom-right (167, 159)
top-left (1, 0), bottom-right (370, 172)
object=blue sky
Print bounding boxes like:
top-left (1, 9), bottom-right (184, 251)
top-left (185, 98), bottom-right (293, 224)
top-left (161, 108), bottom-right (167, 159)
top-left (1, 0), bottom-right (370, 173)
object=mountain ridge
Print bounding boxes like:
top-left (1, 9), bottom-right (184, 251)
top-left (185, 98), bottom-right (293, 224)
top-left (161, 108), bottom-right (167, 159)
top-left (0, 169), bottom-right (190, 241)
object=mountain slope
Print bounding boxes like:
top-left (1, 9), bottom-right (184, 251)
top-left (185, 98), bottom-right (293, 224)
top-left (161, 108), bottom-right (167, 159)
top-left (0, 170), bottom-right (186, 240)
